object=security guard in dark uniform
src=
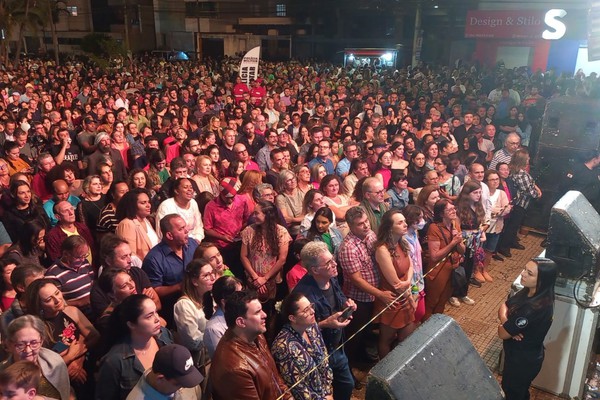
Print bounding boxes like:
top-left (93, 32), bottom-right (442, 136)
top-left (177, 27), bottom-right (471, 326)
top-left (565, 150), bottom-right (600, 212)
top-left (498, 257), bottom-right (557, 400)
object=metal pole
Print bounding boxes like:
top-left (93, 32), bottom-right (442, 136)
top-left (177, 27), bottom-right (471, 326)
top-left (124, 0), bottom-right (130, 53)
top-left (196, 0), bottom-right (202, 60)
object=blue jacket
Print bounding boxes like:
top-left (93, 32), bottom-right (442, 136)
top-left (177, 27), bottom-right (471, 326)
top-left (293, 274), bottom-right (347, 352)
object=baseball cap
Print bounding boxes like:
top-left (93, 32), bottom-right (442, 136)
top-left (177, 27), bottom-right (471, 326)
top-left (219, 177), bottom-right (238, 197)
top-left (152, 344), bottom-right (203, 388)
top-left (84, 116), bottom-right (96, 125)
top-left (12, 92), bottom-right (20, 97)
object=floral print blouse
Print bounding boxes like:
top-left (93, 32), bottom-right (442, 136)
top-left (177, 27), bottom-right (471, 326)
top-left (271, 323), bottom-right (333, 400)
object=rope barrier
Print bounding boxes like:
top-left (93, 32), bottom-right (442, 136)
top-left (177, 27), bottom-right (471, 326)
top-left (275, 244), bottom-right (460, 400)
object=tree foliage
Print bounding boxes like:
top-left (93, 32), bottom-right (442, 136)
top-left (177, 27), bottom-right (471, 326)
top-left (80, 33), bottom-right (125, 67)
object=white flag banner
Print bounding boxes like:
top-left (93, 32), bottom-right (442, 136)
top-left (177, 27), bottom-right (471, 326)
top-left (239, 46), bottom-right (260, 85)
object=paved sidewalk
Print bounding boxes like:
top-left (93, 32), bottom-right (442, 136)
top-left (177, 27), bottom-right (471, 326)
top-left (353, 232), bottom-right (561, 400)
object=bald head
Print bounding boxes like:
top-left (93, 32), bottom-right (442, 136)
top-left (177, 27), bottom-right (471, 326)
top-left (52, 180), bottom-right (70, 202)
top-left (54, 200), bottom-right (76, 224)
top-left (469, 163), bottom-right (485, 182)
top-left (362, 177), bottom-right (381, 196)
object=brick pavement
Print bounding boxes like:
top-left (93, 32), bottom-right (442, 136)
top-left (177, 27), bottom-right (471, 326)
top-left (352, 231), bottom-right (560, 400)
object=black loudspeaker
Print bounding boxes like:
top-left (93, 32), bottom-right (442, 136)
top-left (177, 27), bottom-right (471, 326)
top-left (538, 97), bottom-right (600, 151)
top-left (366, 314), bottom-right (503, 400)
top-left (526, 98), bottom-right (600, 230)
top-left (547, 191), bottom-right (600, 283)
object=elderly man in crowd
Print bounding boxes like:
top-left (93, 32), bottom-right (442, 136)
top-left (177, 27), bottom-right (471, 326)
top-left (294, 242), bottom-right (357, 400)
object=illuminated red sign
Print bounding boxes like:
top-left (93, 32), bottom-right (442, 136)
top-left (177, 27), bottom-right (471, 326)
top-left (465, 10), bottom-right (554, 39)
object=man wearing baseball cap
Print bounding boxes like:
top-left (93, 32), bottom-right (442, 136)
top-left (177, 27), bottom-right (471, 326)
top-left (126, 344), bottom-right (203, 400)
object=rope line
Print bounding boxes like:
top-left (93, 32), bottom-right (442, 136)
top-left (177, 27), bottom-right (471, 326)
top-left (275, 245), bottom-right (460, 400)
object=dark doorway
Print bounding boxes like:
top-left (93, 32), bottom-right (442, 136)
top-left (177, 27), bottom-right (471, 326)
top-left (202, 38), bottom-right (224, 59)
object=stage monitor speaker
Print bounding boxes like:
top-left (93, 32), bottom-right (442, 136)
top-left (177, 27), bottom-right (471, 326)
top-left (526, 145), bottom-right (581, 231)
top-left (538, 97), bottom-right (600, 151)
top-left (529, 98), bottom-right (600, 230)
top-left (365, 314), bottom-right (503, 400)
top-left (546, 191), bottom-right (600, 289)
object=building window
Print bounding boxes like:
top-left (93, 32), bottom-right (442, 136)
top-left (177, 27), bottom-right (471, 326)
top-left (66, 6), bottom-right (78, 16)
top-left (276, 4), bottom-right (286, 17)
top-left (185, 2), bottom-right (216, 17)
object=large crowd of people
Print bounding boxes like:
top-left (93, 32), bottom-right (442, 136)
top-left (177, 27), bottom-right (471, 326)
top-left (0, 53), bottom-right (597, 400)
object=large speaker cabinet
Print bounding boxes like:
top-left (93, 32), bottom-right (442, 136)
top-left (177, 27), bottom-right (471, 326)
top-left (526, 97), bottom-right (600, 230)
top-left (366, 314), bottom-right (503, 400)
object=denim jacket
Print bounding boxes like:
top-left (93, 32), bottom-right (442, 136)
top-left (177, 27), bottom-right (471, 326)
top-left (293, 275), bottom-right (348, 353)
top-left (95, 327), bottom-right (173, 400)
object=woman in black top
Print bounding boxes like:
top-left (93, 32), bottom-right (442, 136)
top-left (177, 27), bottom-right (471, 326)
top-left (407, 151), bottom-right (427, 196)
top-left (1, 180), bottom-right (49, 242)
top-left (76, 175), bottom-right (107, 238)
top-left (498, 257), bottom-right (557, 400)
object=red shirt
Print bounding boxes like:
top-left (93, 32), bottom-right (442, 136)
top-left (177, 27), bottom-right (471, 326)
top-left (233, 83), bottom-right (249, 103)
top-left (250, 86), bottom-right (266, 106)
top-left (203, 195), bottom-right (251, 248)
top-left (31, 171), bottom-right (52, 201)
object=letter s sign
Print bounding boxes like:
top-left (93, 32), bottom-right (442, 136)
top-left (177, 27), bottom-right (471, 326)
top-left (543, 9), bottom-right (567, 40)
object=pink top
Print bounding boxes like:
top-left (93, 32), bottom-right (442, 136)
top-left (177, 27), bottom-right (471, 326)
top-left (376, 168), bottom-right (392, 189)
top-left (1, 295), bottom-right (15, 312)
top-left (203, 195), bottom-right (252, 248)
top-left (244, 160), bottom-right (260, 171)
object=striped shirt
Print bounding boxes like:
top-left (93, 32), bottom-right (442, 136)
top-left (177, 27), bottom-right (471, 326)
top-left (45, 260), bottom-right (94, 302)
top-left (489, 148), bottom-right (513, 170)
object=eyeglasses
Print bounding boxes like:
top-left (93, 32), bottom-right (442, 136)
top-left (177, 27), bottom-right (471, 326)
top-left (13, 339), bottom-right (42, 352)
top-left (199, 271), bottom-right (217, 281)
top-left (235, 149), bottom-right (248, 154)
top-left (72, 252), bottom-right (90, 260)
top-left (319, 258), bottom-right (336, 269)
top-left (299, 303), bottom-right (315, 316)
top-left (369, 189), bottom-right (385, 195)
